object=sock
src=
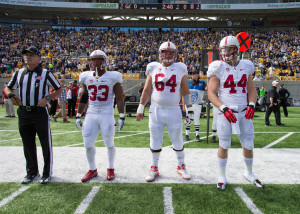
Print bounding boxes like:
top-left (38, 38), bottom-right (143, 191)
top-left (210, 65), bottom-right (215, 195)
top-left (176, 151), bottom-right (185, 166)
top-left (86, 147), bottom-right (96, 170)
top-left (107, 146), bottom-right (116, 169)
top-left (152, 152), bottom-right (160, 167)
top-left (195, 125), bottom-right (199, 136)
top-left (218, 157), bottom-right (227, 177)
top-left (186, 130), bottom-right (190, 135)
top-left (213, 130), bottom-right (217, 136)
top-left (196, 131), bottom-right (199, 136)
top-left (244, 157), bottom-right (253, 175)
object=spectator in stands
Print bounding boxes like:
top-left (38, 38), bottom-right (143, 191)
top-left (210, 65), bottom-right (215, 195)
top-left (268, 65), bottom-right (275, 80)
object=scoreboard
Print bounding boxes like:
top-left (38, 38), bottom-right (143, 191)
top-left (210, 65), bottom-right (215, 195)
top-left (119, 4), bottom-right (201, 10)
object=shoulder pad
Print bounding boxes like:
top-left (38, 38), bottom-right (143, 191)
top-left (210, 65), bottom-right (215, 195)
top-left (207, 60), bottom-right (222, 78)
top-left (79, 71), bottom-right (91, 83)
top-left (146, 62), bottom-right (160, 75)
top-left (175, 62), bottom-right (188, 75)
top-left (240, 60), bottom-right (255, 74)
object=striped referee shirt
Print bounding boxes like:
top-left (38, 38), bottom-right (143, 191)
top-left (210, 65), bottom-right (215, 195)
top-left (7, 66), bottom-right (61, 106)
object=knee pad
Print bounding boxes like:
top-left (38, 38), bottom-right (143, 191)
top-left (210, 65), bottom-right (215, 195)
top-left (218, 135), bottom-right (231, 149)
top-left (239, 134), bottom-right (254, 150)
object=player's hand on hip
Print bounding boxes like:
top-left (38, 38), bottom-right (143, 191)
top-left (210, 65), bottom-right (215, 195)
top-left (117, 115), bottom-right (125, 132)
top-left (185, 111), bottom-right (194, 126)
top-left (221, 106), bottom-right (237, 123)
top-left (75, 117), bottom-right (82, 130)
top-left (245, 103), bottom-right (255, 119)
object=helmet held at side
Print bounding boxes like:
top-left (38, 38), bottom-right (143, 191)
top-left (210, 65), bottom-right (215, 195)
top-left (159, 41), bottom-right (177, 64)
top-left (219, 36), bottom-right (240, 63)
top-left (89, 50), bottom-right (108, 71)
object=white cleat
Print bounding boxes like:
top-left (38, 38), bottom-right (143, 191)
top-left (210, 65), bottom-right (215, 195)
top-left (145, 165), bottom-right (159, 182)
top-left (177, 164), bottom-right (191, 180)
top-left (244, 172), bottom-right (264, 189)
top-left (217, 177), bottom-right (226, 191)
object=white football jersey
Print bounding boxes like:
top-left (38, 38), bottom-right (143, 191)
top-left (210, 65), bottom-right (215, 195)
top-left (207, 60), bottom-right (254, 106)
top-left (79, 71), bottom-right (122, 109)
top-left (146, 62), bottom-right (187, 107)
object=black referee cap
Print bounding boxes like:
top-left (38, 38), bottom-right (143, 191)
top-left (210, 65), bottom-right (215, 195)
top-left (22, 46), bottom-right (41, 56)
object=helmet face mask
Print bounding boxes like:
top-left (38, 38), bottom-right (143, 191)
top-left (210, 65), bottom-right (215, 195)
top-left (219, 36), bottom-right (240, 64)
top-left (89, 50), bottom-right (108, 71)
top-left (159, 41), bottom-right (177, 64)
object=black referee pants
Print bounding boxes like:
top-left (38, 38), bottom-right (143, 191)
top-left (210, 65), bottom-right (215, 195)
top-left (265, 104), bottom-right (281, 125)
top-left (280, 99), bottom-right (288, 117)
top-left (17, 107), bottom-right (53, 177)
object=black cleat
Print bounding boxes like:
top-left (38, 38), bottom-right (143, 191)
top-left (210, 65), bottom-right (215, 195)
top-left (40, 176), bottom-right (51, 184)
top-left (211, 136), bottom-right (217, 143)
top-left (277, 124), bottom-right (286, 127)
top-left (21, 173), bottom-right (40, 184)
top-left (195, 135), bottom-right (201, 142)
top-left (265, 124), bottom-right (272, 127)
top-left (184, 135), bottom-right (189, 141)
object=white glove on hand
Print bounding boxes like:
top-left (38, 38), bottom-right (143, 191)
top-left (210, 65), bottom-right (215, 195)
top-left (117, 117), bottom-right (125, 132)
top-left (185, 111), bottom-right (194, 126)
top-left (75, 117), bottom-right (82, 130)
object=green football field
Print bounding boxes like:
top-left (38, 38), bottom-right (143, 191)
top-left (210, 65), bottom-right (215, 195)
top-left (0, 106), bottom-right (299, 214)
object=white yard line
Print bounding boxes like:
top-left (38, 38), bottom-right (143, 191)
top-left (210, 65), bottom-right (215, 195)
top-left (263, 132), bottom-right (294, 149)
top-left (0, 186), bottom-right (30, 208)
top-left (234, 187), bottom-right (264, 214)
top-left (164, 134), bottom-right (214, 148)
top-left (0, 131), bottom-right (80, 144)
top-left (64, 131), bottom-right (149, 147)
top-left (74, 186), bottom-right (100, 214)
top-left (163, 187), bottom-right (174, 214)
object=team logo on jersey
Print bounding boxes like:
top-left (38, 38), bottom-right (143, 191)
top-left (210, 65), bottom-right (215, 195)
top-left (226, 68), bottom-right (230, 72)
top-left (35, 83), bottom-right (39, 87)
top-left (158, 68), bottom-right (162, 72)
top-left (89, 79), bottom-right (94, 84)
top-left (240, 69), bottom-right (244, 71)
top-left (191, 91), bottom-right (198, 104)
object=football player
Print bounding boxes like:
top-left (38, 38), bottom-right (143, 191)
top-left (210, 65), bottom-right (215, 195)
top-left (183, 71), bottom-right (206, 142)
top-left (207, 36), bottom-right (264, 190)
top-left (75, 50), bottom-right (125, 182)
top-left (136, 41), bottom-right (193, 182)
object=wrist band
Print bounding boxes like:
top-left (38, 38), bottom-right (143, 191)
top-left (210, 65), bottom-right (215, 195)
top-left (137, 104), bottom-right (144, 114)
top-left (219, 105), bottom-right (226, 112)
top-left (249, 102), bottom-right (256, 108)
top-left (8, 93), bottom-right (16, 99)
top-left (76, 113), bottom-right (82, 118)
top-left (119, 113), bottom-right (125, 118)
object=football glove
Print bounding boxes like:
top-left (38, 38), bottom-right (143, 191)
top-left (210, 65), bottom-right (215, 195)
top-left (221, 107), bottom-right (237, 123)
top-left (185, 111), bottom-right (194, 126)
top-left (75, 117), bottom-right (82, 130)
top-left (245, 103), bottom-right (255, 119)
top-left (117, 117), bottom-right (125, 132)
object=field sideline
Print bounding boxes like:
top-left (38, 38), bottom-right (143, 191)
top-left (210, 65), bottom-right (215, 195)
top-left (0, 107), bottom-right (300, 213)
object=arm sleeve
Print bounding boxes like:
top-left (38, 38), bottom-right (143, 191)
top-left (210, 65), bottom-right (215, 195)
top-left (7, 70), bottom-right (19, 90)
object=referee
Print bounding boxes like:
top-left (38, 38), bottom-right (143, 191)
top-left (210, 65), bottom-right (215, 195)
top-left (5, 46), bottom-right (62, 184)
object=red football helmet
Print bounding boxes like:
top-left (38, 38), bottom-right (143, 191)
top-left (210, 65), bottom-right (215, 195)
top-left (89, 50), bottom-right (108, 71)
top-left (219, 36), bottom-right (240, 63)
top-left (159, 41), bottom-right (177, 64)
